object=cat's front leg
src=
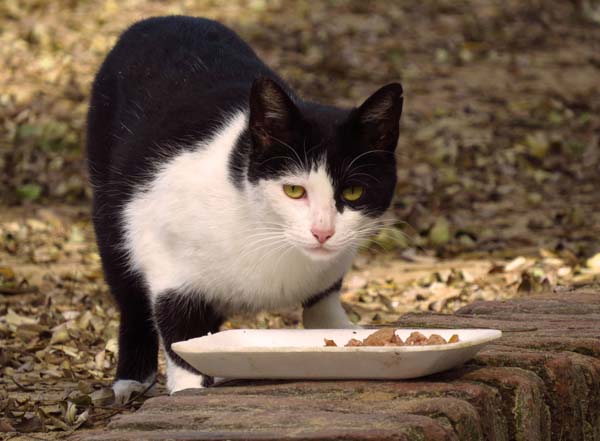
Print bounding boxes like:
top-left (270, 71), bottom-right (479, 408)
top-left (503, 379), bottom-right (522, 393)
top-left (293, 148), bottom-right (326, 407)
top-left (302, 281), bottom-right (358, 329)
top-left (153, 290), bottom-right (224, 394)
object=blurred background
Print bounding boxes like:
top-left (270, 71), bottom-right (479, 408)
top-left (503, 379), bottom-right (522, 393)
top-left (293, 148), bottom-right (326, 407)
top-left (1, 0), bottom-right (600, 435)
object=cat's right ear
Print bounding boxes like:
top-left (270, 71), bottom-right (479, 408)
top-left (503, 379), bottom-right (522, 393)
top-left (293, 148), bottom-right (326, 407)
top-left (249, 77), bottom-right (299, 152)
top-left (354, 83), bottom-right (403, 151)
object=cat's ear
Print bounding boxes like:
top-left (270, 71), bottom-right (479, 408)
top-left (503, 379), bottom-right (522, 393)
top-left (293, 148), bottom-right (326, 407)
top-left (355, 83), bottom-right (403, 151)
top-left (249, 77), bottom-right (300, 151)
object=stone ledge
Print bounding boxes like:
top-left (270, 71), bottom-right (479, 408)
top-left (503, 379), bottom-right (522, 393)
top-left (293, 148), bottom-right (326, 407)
top-left (74, 290), bottom-right (600, 441)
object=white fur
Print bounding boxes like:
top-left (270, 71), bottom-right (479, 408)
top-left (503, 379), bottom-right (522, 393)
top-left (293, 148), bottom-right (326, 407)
top-left (302, 292), bottom-right (357, 329)
top-left (123, 111), bottom-right (367, 311)
top-left (165, 353), bottom-right (204, 393)
top-left (113, 375), bottom-right (155, 405)
top-left (122, 110), bottom-right (372, 391)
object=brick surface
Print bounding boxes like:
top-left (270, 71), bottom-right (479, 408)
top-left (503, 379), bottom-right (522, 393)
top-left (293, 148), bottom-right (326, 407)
top-left (456, 292), bottom-right (600, 315)
top-left (82, 393), bottom-right (458, 440)
top-left (74, 290), bottom-right (600, 441)
top-left (475, 347), bottom-right (600, 441)
top-left (191, 379), bottom-right (509, 439)
top-left (446, 367), bottom-right (551, 441)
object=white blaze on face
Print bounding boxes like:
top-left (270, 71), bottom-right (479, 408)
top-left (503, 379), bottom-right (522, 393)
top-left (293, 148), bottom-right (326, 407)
top-left (307, 165), bottom-right (336, 236)
top-left (256, 161), bottom-right (369, 260)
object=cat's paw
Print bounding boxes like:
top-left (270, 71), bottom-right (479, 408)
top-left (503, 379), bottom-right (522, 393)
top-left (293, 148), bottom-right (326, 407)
top-left (167, 363), bottom-right (207, 394)
top-left (113, 378), bottom-right (155, 405)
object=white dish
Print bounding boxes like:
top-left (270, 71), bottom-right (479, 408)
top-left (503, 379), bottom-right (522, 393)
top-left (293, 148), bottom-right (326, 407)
top-left (172, 328), bottom-right (501, 380)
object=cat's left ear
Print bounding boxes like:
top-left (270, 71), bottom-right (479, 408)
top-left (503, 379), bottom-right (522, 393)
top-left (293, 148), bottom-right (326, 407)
top-left (355, 83), bottom-right (403, 151)
top-left (249, 77), bottom-right (300, 152)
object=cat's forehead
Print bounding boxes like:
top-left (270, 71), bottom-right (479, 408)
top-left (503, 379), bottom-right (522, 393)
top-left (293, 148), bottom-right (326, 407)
top-left (306, 163), bottom-right (335, 200)
top-left (270, 132), bottom-right (381, 186)
top-left (280, 159), bottom-right (332, 185)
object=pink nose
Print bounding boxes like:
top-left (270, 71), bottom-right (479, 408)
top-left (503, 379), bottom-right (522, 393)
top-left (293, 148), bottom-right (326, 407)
top-left (311, 227), bottom-right (335, 244)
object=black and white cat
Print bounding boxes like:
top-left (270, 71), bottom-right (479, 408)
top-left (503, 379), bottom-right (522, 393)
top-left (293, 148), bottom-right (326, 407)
top-left (87, 16), bottom-right (402, 402)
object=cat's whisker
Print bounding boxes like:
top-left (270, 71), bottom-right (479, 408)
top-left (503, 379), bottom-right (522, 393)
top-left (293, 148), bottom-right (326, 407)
top-left (241, 229), bottom-right (286, 239)
top-left (240, 223), bottom-right (287, 233)
top-left (237, 235), bottom-right (287, 261)
top-left (244, 231), bottom-right (284, 238)
top-left (250, 240), bottom-right (294, 268)
top-left (244, 227), bottom-right (285, 233)
top-left (337, 225), bottom-right (419, 251)
top-left (345, 172), bottom-right (382, 184)
top-left (257, 155), bottom-right (303, 168)
top-left (237, 231), bottom-right (284, 252)
top-left (358, 223), bottom-right (418, 242)
top-left (244, 229), bottom-right (286, 238)
top-left (346, 162), bottom-right (376, 173)
top-left (355, 240), bottom-right (387, 253)
top-left (244, 229), bottom-right (290, 244)
top-left (343, 149), bottom-right (394, 180)
top-left (302, 138), bottom-right (309, 169)
top-left (272, 241), bottom-right (297, 269)
top-left (331, 223), bottom-right (409, 249)
top-left (250, 221), bottom-right (287, 227)
top-left (267, 134), bottom-right (304, 170)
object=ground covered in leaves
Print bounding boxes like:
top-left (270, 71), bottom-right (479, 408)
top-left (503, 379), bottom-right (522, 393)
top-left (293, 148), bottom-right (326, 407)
top-left (1, 0), bottom-right (600, 439)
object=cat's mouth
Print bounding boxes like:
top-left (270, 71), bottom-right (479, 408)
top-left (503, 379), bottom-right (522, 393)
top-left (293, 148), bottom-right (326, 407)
top-left (302, 244), bottom-right (337, 258)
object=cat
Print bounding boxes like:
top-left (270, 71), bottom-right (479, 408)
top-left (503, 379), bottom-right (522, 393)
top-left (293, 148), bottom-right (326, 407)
top-left (87, 16), bottom-right (403, 403)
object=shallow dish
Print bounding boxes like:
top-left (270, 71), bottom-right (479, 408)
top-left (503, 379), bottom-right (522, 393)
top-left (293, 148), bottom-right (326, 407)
top-left (172, 328), bottom-right (501, 380)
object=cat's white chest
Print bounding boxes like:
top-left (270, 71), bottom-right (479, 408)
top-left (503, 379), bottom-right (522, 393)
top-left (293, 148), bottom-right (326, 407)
top-left (122, 111), bottom-right (353, 311)
top-left (181, 234), bottom-right (351, 312)
top-left (125, 194), bottom-right (351, 311)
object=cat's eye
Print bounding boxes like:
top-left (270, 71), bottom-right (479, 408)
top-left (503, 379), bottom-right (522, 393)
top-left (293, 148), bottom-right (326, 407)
top-left (342, 185), bottom-right (364, 202)
top-left (283, 184), bottom-right (306, 199)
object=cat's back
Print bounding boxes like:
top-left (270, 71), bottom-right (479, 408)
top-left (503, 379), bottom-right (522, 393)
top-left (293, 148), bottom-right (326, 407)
top-left (87, 16), bottom-right (274, 189)
top-left (106, 16), bottom-right (261, 78)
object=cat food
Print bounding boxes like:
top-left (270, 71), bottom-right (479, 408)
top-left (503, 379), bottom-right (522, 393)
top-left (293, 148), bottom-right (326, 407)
top-left (323, 329), bottom-right (461, 347)
top-left (362, 327), bottom-right (400, 345)
top-left (405, 331), bottom-right (428, 345)
top-left (345, 338), bottom-right (363, 347)
top-left (425, 334), bottom-right (447, 345)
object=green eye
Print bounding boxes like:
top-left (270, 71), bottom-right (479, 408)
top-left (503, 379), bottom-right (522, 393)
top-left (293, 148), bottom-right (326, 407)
top-left (283, 184), bottom-right (306, 199)
top-left (342, 185), bottom-right (364, 202)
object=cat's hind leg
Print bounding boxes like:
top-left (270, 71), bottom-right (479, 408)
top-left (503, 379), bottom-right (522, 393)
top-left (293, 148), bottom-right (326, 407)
top-left (153, 291), bottom-right (224, 394)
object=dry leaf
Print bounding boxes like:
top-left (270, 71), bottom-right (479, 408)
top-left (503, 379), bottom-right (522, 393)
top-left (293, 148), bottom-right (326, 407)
top-left (3, 310), bottom-right (38, 327)
top-left (50, 324), bottom-right (70, 345)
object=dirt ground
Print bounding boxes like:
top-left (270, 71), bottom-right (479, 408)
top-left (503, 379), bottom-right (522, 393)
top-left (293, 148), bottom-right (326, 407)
top-left (1, 0), bottom-right (600, 438)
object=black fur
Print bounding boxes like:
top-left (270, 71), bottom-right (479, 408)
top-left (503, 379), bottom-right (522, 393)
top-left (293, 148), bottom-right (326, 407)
top-left (154, 291), bottom-right (224, 374)
top-left (243, 77), bottom-right (403, 217)
top-left (302, 279), bottom-right (343, 309)
top-left (87, 16), bottom-right (402, 381)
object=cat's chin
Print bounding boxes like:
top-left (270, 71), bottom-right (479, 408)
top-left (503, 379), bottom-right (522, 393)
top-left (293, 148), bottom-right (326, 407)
top-left (300, 245), bottom-right (341, 261)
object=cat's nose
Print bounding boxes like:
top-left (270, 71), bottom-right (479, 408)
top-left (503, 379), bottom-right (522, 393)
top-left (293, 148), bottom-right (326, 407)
top-left (311, 227), bottom-right (335, 244)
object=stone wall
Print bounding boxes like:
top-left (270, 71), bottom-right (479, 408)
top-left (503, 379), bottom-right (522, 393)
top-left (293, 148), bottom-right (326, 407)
top-left (76, 289), bottom-right (600, 441)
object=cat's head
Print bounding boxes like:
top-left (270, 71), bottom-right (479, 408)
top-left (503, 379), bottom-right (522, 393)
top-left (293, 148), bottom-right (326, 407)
top-left (245, 77), bottom-right (402, 261)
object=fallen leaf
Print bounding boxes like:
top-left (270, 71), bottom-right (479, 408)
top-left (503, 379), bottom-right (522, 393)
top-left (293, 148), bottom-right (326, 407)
top-left (429, 217), bottom-right (451, 247)
top-left (90, 388), bottom-right (114, 407)
top-left (3, 310), bottom-right (38, 327)
top-left (50, 324), bottom-right (71, 345)
top-left (0, 418), bottom-right (15, 432)
top-left (586, 253), bottom-right (600, 272)
top-left (0, 267), bottom-right (16, 280)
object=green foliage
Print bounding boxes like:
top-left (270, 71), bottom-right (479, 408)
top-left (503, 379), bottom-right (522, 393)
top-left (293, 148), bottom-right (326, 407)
top-left (16, 183), bottom-right (42, 201)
